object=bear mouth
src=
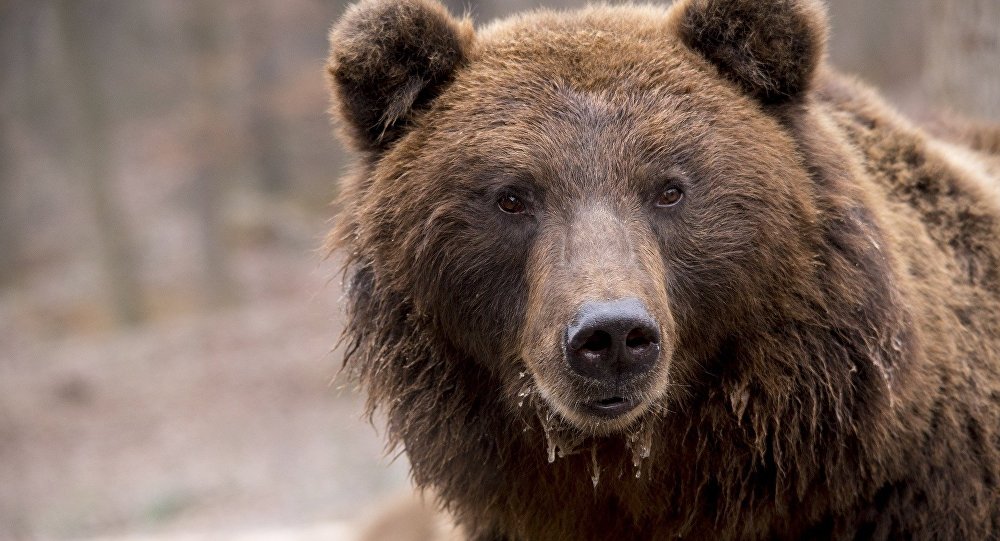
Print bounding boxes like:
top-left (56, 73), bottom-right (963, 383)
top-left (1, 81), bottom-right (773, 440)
top-left (581, 395), bottom-right (637, 418)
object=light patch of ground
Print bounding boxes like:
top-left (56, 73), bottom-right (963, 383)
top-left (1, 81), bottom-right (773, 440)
top-left (0, 249), bottom-right (410, 541)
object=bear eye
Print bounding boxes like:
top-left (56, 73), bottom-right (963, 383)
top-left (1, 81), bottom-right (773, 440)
top-left (497, 192), bottom-right (527, 214)
top-left (655, 187), bottom-right (684, 208)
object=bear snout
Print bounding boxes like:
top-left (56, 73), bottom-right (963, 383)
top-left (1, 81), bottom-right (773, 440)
top-left (565, 297), bottom-right (661, 383)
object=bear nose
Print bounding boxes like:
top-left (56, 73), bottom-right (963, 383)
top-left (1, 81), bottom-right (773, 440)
top-left (565, 298), bottom-right (660, 381)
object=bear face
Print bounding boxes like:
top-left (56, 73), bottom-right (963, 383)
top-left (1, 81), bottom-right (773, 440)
top-left (329, 0), bottom-right (841, 435)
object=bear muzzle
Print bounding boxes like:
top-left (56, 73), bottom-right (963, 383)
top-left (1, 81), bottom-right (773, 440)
top-left (565, 297), bottom-right (662, 418)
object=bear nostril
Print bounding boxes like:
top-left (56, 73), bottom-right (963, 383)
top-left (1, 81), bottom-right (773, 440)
top-left (625, 327), bottom-right (657, 350)
top-left (581, 330), bottom-right (613, 353)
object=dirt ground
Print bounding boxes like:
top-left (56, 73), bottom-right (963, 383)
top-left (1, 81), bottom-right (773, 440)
top-left (0, 242), bottom-right (411, 540)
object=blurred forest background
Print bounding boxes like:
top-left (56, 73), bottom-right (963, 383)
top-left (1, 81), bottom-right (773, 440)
top-left (1, 0), bottom-right (997, 539)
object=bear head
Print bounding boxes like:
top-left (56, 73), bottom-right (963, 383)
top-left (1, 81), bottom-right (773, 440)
top-left (327, 0), bottom-right (901, 441)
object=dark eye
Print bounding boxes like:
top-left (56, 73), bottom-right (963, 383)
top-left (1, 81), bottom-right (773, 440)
top-left (498, 192), bottom-right (527, 214)
top-left (655, 187), bottom-right (684, 208)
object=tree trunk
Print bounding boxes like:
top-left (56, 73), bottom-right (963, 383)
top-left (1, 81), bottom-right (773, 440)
top-left (245, 2), bottom-right (289, 195)
top-left (924, 0), bottom-right (1000, 121)
top-left (190, 3), bottom-right (240, 308)
top-left (0, 118), bottom-right (16, 288)
top-left (55, 0), bottom-right (145, 325)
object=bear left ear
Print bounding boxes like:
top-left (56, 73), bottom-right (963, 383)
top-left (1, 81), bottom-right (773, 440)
top-left (327, 0), bottom-right (474, 152)
top-left (672, 0), bottom-right (828, 104)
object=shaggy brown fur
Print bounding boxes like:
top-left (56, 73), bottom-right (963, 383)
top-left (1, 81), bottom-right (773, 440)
top-left (326, 0), bottom-right (1000, 539)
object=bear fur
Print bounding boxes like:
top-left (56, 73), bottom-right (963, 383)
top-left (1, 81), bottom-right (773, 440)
top-left (326, 0), bottom-right (1000, 539)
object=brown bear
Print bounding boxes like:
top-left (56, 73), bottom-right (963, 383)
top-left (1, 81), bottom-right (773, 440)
top-left (325, 0), bottom-right (1000, 538)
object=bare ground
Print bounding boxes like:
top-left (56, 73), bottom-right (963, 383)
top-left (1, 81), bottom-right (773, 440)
top-left (0, 243), bottom-right (410, 540)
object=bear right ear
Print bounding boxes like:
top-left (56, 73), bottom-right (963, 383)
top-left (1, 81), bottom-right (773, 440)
top-left (672, 0), bottom-right (828, 104)
top-left (327, 0), bottom-right (473, 152)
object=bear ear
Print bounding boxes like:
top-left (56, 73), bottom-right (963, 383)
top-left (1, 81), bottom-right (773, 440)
top-left (327, 0), bottom-right (473, 152)
top-left (673, 0), bottom-right (828, 104)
